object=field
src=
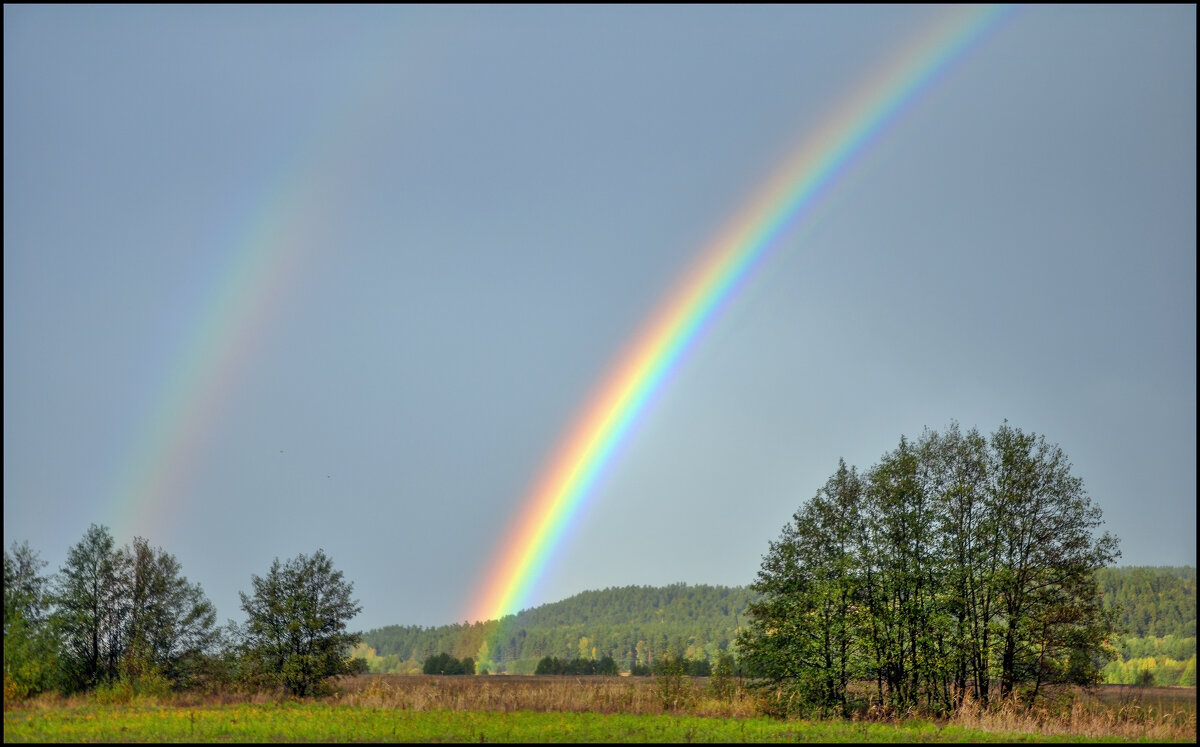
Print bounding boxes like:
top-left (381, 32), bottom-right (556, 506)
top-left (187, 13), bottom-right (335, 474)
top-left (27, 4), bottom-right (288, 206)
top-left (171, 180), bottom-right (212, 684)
top-left (4, 676), bottom-right (1196, 743)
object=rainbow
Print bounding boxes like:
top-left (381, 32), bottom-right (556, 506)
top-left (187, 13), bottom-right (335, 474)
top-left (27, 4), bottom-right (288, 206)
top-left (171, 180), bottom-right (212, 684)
top-left (100, 9), bottom-right (416, 542)
top-left (103, 173), bottom-right (323, 541)
top-left (468, 4), bottom-right (1013, 623)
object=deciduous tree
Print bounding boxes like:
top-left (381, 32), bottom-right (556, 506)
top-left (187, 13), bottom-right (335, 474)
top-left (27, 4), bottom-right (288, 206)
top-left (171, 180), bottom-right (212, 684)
top-left (4, 541), bottom-right (60, 698)
top-left (239, 549), bottom-right (362, 696)
top-left (740, 423), bottom-right (1119, 715)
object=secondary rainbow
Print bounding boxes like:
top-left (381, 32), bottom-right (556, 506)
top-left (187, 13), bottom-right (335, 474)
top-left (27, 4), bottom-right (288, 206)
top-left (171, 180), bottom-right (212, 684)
top-left (100, 9), bottom-right (417, 542)
top-left (469, 4), bottom-right (1013, 624)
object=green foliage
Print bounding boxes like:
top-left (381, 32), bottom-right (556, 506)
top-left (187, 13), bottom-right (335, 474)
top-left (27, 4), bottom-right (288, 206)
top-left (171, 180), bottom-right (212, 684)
top-left (1101, 654), bottom-right (1198, 687)
top-left (3, 542), bottom-right (61, 699)
top-left (423, 652), bottom-right (470, 675)
top-left (1095, 566), bottom-right (1196, 638)
top-left (91, 668), bottom-right (173, 705)
top-left (119, 536), bottom-right (218, 685)
top-left (48, 526), bottom-right (218, 694)
top-left (709, 652), bottom-right (738, 703)
top-left (740, 423), bottom-right (1121, 717)
top-left (53, 524), bottom-right (124, 691)
top-left (1090, 567), bottom-right (1196, 687)
top-left (532, 655), bottom-right (620, 675)
top-left (238, 549), bottom-right (362, 696)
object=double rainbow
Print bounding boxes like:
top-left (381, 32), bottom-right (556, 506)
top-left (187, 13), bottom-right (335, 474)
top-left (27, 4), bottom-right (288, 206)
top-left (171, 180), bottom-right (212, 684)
top-left (468, 4), bottom-right (1012, 623)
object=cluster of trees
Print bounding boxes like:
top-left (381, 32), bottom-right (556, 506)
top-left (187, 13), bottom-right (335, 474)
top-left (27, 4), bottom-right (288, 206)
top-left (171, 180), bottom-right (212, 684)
top-left (421, 652), bottom-right (475, 675)
top-left (4, 526), bottom-right (217, 698)
top-left (360, 584), bottom-right (756, 674)
top-left (534, 655), bottom-right (619, 675)
top-left (628, 656), bottom-right (719, 677)
top-left (3, 525), bottom-right (364, 700)
top-left (738, 423), bottom-right (1120, 717)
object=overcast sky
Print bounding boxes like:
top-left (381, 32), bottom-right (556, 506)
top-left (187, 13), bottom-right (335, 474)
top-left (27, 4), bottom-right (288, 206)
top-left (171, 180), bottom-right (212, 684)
top-left (5, 5), bottom-right (1195, 631)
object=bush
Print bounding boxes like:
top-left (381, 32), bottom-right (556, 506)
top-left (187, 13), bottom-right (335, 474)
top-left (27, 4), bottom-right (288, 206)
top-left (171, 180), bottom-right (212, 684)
top-left (92, 670), bottom-right (172, 705)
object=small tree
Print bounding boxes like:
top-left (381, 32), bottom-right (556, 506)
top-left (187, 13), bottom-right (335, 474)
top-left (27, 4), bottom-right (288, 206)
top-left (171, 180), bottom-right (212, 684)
top-left (239, 550), bottom-right (362, 696)
top-left (709, 652), bottom-right (737, 703)
top-left (652, 651), bottom-right (693, 712)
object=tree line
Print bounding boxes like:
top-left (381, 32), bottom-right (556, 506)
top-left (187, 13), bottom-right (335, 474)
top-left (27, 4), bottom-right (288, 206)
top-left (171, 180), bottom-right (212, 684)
top-left (738, 422), bottom-right (1121, 718)
top-left (3, 524), bottom-right (363, 700)
top-left (353, 569), bottom-right (1192, 682)
top-left (359, 583), bottom-right (758, 675)
top-left (534, 655), bottom-right (620, 675)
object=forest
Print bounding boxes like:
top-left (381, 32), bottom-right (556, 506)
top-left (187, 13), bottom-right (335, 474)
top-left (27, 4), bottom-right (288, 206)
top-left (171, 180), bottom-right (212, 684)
top-left (1094, 566), bottom-right (1196, 687)
top-left (357, 583), bottom-right (758, 675)
top-left (355, 568), bottom-right (1194, 685)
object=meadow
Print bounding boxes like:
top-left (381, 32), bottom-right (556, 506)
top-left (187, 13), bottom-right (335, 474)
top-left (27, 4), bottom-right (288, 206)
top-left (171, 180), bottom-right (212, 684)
top-left (3, 676), bottom-right (1196, 743)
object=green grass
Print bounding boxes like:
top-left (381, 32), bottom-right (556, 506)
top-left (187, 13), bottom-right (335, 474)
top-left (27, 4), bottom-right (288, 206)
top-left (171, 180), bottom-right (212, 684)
top-left (1, 702), bottom-right (1156, 743)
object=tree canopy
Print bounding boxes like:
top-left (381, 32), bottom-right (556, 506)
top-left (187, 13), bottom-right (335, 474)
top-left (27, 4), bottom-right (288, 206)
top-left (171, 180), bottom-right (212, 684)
top-left (238, 549), bottom-right (362, 696)
top-left (51, 525), bottom-right (217, 693)
top-left (738, 422), bottom-right (1120, 717)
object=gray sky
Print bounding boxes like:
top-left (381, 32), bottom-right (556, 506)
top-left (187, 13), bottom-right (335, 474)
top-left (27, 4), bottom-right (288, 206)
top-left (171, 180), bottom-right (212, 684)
top-left (5, 5), bottom-right (1195, 631)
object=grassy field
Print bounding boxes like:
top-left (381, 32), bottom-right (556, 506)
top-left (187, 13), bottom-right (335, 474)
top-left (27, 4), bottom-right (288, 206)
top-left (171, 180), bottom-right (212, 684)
top-left (3, 676), bottom-right (1195, 743)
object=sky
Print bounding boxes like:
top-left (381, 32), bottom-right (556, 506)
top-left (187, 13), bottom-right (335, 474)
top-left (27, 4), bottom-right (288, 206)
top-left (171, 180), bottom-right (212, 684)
top-left (4, 5), bottom-right (1195, 632)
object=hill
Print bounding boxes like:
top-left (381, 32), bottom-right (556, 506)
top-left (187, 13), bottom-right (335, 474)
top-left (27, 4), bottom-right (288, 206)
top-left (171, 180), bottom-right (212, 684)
top-left (359, 582), bottom-right (758, 674)
top-left (356, 568), bottom-right (1196, 679)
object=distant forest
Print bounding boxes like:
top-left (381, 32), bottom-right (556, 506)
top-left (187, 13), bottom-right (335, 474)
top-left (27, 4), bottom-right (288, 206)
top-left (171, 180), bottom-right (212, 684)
top-left (1094, 566), bottom-right (1196, 685)
top-left (358, 583), bottom-right (755, 675)
top-left (357, 567), bottom-right (1195, 683)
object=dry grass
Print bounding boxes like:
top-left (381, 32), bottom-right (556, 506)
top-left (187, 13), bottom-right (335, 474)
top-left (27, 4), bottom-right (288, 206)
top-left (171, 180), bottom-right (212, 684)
top-left (948, 686), bottom-right (1196, 742)
top-left (333, 674), bottom-right (761, 718)
top-left (12, 676), bottom-right (1194, 741)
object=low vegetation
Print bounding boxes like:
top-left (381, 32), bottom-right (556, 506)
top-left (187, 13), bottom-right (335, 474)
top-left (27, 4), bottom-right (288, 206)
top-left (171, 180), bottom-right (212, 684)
top-left (3, 675), bottom-right (1195, 742)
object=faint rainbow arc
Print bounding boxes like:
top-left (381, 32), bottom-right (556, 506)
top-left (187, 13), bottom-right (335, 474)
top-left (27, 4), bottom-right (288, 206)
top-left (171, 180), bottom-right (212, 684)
top-left (469, 4), bottom-right (1013, 623)
top-left (101, 9), bottom-right (420, 542)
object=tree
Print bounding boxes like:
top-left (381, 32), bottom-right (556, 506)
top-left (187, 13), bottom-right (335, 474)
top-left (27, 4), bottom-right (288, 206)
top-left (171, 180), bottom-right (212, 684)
top-left (740, 423), bottom-right (1119, 715)
top-left (739, 459), bottom-right (866, 717)
top-left (4, 541), bottom-right (60, 699)
top-left (239, 549), bottom-right (362, 696)
top-left (54, 524), bottom-right (125, 690)
top-left (596, 655), bottom-right (620, 675)
top-left (985, 423), bottom-right (1119, 698)
top-left (50, 527), bottom-right (218, 693)
top-left (118, 537), bottom-right (217, 685)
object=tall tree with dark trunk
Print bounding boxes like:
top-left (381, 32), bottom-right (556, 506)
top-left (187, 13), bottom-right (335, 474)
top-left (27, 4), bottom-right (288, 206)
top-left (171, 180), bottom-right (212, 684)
top-left (987, 422), bottom-right (1119, 698)
top-left (54, 524), bottom-right (125, 691)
